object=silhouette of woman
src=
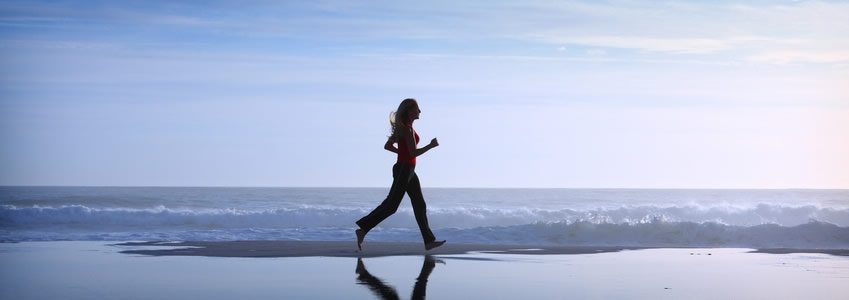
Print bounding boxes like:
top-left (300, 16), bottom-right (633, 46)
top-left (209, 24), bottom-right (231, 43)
top-left (356, 98), bottom-right (446, 251)
top-left (356, 256), bottom-right (440, 300)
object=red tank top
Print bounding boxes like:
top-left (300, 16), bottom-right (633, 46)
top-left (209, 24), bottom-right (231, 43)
top-left (396, 129), bottom-right (420, 165)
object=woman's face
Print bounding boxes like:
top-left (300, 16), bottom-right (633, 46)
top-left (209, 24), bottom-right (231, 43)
top-left (409, 105), bottom-right (421, 120)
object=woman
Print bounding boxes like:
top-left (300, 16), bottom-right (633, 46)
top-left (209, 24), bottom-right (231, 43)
top-left (356, 98), bottom-right (446, 251)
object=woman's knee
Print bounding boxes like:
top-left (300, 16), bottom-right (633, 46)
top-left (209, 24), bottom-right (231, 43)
top-left (382, 193), bottom-right (405, 213)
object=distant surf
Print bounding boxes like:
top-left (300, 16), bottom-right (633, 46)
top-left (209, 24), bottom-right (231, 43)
top-left (1, 187), bottom-right (847, 248)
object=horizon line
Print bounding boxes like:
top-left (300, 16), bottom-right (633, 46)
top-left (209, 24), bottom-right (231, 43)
top-left (1, 185), bottom-right (846, 190)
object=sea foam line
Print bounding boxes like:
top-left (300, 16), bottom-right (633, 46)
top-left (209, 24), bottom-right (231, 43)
top-left (3, 203), bottom-right (849, 228)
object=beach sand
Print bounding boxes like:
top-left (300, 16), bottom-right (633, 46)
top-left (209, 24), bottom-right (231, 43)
top-left (2, 241), bottom-right (848, 299)
top-left (117, 240), bottom-right (640, 257)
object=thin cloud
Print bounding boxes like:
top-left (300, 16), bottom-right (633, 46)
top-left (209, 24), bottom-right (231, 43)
top-left (750, 51), bottom-right (849, 64)
top-left (531, 35), bottom-right (731, 54)
top-left (4, 1), bottom-right (849, 66)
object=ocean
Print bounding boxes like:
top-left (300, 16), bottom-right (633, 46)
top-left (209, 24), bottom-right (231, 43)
top-left (1, 187), bottom-right (848, 248)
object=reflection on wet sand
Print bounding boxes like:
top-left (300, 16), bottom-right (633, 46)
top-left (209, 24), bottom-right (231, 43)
top-left (356, 256), bottom-right (441, 300)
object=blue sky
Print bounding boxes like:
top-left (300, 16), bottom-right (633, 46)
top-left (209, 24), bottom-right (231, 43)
top-left (1, 0), bottom-right (847, 188)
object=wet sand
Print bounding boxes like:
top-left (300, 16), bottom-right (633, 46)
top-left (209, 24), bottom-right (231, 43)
top-left (117, 240), bottom-right (639, 257)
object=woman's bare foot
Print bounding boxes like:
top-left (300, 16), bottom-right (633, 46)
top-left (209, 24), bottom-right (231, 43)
top-left (425, 240), bottom-right (446, 251)
top-left (356, 229), bottom-right (366, 251)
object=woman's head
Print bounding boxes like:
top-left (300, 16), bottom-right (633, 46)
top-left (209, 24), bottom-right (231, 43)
top-left (394, 98), bottom-right (419, 124)
top-left (390, 98), bottom-right (420, 137)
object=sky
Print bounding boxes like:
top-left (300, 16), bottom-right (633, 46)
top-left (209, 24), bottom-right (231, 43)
top-left (1, 0), bottom-right (847, 188)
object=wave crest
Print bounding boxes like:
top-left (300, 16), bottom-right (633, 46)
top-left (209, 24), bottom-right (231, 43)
top-left (2, 204), bottom-right (848, 229)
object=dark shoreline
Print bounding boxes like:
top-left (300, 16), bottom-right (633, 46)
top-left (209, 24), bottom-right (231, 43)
top-left (115, 241), bottom-right (849, 258)
top-left (748, 248), bottom-right (849, 256)
top-left (117, 241), bottom-right (639, 257)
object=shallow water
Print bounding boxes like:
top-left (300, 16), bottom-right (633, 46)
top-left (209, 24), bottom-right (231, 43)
top-left (1, 242), bottom-right (848, 300)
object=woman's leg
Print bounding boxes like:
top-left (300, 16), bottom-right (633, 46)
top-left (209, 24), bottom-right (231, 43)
top-left (356, 164), bottom-right (412, 233)
top-left (406, 172), bottom-right (436, 243)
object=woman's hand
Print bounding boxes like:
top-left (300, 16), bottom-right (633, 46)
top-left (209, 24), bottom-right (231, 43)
top-left (429, 138), bottom-right (439, 148)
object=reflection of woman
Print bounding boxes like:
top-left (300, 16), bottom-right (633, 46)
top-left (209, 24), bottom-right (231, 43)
top-left (356, 256), bottom-right (439, 300)
top-left (356, 98), bottom-right (446, 251)
top-left (356, 258), bottom-right (400, 300)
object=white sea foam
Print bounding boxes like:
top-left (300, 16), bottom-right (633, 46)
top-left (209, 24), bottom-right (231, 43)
top-left (2, 203), bottom-right (847, 228)
top-left (2, 204), bottom-right (848, 248)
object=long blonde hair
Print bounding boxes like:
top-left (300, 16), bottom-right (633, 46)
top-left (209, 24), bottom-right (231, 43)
top-left (389, 98), bottom-right (418, 140)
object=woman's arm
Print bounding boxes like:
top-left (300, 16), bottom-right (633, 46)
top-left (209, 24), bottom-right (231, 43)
top-left (384, 136), bottom-right (398, 153)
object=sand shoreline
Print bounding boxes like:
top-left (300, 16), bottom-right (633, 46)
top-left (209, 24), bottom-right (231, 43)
top-left (116, 241), bottom-right (849, 257)
top-left (117, 241), bottom-right (639, 257)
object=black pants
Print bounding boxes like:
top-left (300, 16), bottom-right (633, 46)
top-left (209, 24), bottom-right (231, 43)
top-left (356, 163), bottom-right (436, 243)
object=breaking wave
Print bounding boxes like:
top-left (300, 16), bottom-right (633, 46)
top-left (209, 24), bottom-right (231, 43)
top-left (2, 204), bottom-right (848, 248)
